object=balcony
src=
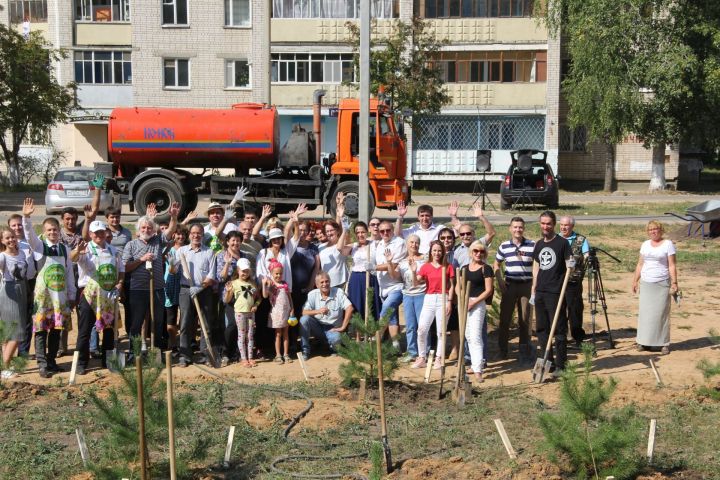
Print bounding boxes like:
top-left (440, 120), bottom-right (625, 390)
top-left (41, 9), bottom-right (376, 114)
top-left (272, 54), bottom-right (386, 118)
top-left (76, 23), bottom-right (131, 46)
top-left (445, 82), bottom-right (546, 107)
top-left (76, 85), bottom-right (132, 108)
top-left (426, 18), bottom-right (547, 44)
top-left (271, 18), bottom-right (394, 43)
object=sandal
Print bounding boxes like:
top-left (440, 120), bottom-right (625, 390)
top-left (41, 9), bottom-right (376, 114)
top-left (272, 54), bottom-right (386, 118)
top-left (284, 355), bottom-right (293, 363)
top-left (660, 346), bottom-right (670, 355)
top-left (248, 359), bottom-right (257, 367)
top-left (274, 355), bottom-right (284, 364)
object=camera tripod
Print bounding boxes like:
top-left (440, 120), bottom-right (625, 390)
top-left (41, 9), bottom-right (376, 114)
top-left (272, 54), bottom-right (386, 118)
top-left (585, 247), bottom-right (620, 350)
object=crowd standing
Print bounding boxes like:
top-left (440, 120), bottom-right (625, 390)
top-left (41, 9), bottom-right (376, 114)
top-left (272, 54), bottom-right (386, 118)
top-left (0, 181), bottom-right (681, 381)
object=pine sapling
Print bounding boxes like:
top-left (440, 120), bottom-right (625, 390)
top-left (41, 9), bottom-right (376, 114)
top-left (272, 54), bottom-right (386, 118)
top-left (337, 287), bottom-right (399, 387)
top-left (697, 329), bottom-right (720, 400)
top-left (538, 344), bottom-right (644, 479)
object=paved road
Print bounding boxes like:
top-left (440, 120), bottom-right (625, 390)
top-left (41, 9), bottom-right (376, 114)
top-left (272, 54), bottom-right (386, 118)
top-left (1, 190), bottom-right (714, 225)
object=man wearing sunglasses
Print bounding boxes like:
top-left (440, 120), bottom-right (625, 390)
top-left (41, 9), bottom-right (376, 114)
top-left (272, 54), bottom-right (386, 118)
top-left (448, 202), bottom-right (497, 269)
top-left (374, 220), bottom-right (407, 351)
top-left (493, 216), bottom-right (536, 362)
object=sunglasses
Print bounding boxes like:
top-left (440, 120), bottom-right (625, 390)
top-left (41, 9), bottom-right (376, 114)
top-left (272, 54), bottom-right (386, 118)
top-left (459, 232), bottom-right (473, 236)
top-left (439, 236), bottom-right (454, 240)
top-left (472, 249), bottom-right (486, 254)
top-left (379, 228), bottom-right (392, 233)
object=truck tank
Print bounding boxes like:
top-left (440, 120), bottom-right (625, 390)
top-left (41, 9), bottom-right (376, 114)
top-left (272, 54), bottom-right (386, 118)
top-left (108, 103), bottom-right (279, 170)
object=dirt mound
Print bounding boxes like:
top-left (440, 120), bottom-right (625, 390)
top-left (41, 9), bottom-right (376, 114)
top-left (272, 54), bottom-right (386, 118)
top-left (389, 455), bottom-right (563, 480)
top-left (0, 381), bottom-right (48, 405)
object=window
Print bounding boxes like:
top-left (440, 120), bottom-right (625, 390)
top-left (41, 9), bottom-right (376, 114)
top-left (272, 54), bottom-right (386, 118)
top-left (272, 0), bottom-right (397, 19)
top-left (559, 125), bottom-right (587, 152)
top-left (10, 0), bottom-right (48, 23)
top-left (414, 115), bottom-right (545, 151)
top-left (75, 0), bottom-right (130, 22)
top-left (271, 53), bottom-right (355, 84)
top-left (226, 60), bottom-right (251, 88)
top-left (431, 51), bottom-right (543, 83)
top-left (163, 59), bottom-right (190, 88)
top-left (225, 0), bottom-right (250, 26)
top-left (74, 51), bottom-right (132, 84)
top-left (416, 0), bottom-right (532, 18)
top-left (163, 0), bottom-right (188, 25)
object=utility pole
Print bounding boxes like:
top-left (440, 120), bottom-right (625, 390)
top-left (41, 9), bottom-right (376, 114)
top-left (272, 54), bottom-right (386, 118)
top-left (358, 0), bottom-right (370, 223)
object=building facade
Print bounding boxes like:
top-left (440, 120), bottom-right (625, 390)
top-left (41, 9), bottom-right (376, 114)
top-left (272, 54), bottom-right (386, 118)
top-left (1, 0), bottom-right (678, 188)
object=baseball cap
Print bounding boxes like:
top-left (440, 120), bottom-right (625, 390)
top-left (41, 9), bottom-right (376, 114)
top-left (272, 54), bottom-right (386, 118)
top-left (89, 220), bottom-right (108, 233)
top-left (237, 258), bottom-right (251, 271)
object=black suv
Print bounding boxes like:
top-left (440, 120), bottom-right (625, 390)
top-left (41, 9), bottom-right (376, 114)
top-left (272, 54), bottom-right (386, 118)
top-left (499, 149), bottom-right (559, 210)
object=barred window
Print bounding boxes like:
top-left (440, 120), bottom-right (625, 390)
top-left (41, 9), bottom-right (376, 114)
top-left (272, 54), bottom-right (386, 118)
top-left (415, 115), bottom-right (545, 151)
top-left (559, 125), bottom-right (587, 152)
top-left (162, 0), bottom-right (188, 25)
top-left (164, 58), bottom-right (190, 88)
top-left (417, 0), bottom-right (532, 18)
top-left (74, 51), bottom-right (132, 84)
top-left (9, 0), bottom-right (48, 23)
top-left (272, 0), bottom-right (397, 18)
top-left (75, 0), bottom-right (130, 22)
top-left (225, 0), bottom-right (250, 26)
top-left (271, 53), bottom-right (355, 84)
top-left (430, 51), bottom-right (545, 83)
top-left (226, 60), bottom-right (251, 88)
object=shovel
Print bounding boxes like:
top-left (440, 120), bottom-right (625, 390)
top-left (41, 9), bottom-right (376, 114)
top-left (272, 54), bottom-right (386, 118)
top-left (437, 260), bottom-right (448, 400)
top-left (106, 294), bottom-right (125, 372)
top-left (375, 330), bottom-right (393, 473)
top-left (532, 267), bottom-right (573, 383)
top-left (453, 270), bottom-right (470, 406)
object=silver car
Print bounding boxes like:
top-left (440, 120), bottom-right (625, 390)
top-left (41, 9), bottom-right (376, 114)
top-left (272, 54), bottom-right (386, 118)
top-left (45, 167), bottom-right (121, 214)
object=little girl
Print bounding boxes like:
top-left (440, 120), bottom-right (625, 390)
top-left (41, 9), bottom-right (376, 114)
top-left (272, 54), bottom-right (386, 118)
top-left (224, 258), bottom-right (260, 367)
top-left (262, 259), bottom-right (294, 364)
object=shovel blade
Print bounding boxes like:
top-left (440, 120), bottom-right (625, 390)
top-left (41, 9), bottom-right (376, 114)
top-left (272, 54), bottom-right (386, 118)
top-left (532, 358), bottom-right (552, 383)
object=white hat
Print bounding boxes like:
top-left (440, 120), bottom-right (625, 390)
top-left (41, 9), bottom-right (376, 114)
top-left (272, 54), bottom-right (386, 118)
top-left (90, 220), bottom-right (108, 233)
top-left (237, 258), bottom-right (251, 271)
top-left (268, 228), bottom-right (283, 241)
top-left (206, 202), bottom-right (224, 214)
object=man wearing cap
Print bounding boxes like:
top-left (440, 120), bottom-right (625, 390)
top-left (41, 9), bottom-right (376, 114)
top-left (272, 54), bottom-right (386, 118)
top-left (73, 221), bottom-right (125, 374)
top-left (205, 202), bottom-right (238, 253)
top-left (177, 223), bottom-right (219, 367)
top-left (122, 202), bottom-right (180, 355)
top-left (300, 272), bottom-right (354, 360)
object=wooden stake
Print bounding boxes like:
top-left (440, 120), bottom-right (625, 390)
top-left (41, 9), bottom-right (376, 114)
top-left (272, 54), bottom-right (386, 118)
top-left (75, 428), bottom-right (89, 466)
top-left (148, 261), bottom-right (155, 350)
top-left (224, 425), bottom-right (236, 467)
top-left (453, 270), bottom-right (470, 406)
top-left (438, 262), bottom-right (448, 399)
top-left (358, 378), bottom-right (367, 401)
top-left (166, 351), bottom-right (177, 480)
top-left (179, 253), bottom-right (218, 367)
top-left (494, 418), bottom-right (517, 459)
top-left (136, 357), bottom-right (148, 480)
top-left (296, 352), bottom-right (309, 380)
top-left (376, 330), bottom-right (393, 473)
top-left (649, 359), bottom-right (663, 386)
top-left (424, 350), bottom-right (435, 383)
top-left (69, 350), bottom-right (80, 385)
top-left (647, 419), bottom-right (657, 464)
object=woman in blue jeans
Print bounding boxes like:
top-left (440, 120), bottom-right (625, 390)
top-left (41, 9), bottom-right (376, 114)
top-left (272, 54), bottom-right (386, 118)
top-left (389, 234), bottom-right (425, 363)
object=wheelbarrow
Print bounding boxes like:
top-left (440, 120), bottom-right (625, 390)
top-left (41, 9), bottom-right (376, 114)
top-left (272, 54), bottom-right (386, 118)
top-left (665, 199), bottom-right (720, 245)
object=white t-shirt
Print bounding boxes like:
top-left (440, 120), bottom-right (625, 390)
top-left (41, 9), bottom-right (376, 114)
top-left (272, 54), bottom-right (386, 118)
top-left (374, 236), bottom-right (407, 296)
top-left (204, 222), bottom-right (238, 236)
top-left (398, 257), bottom-right (426, 296)
top-left (256, 236), bottom-right (298, 290)
top-left (350, 241), bottom-right (375, 272)
top-left (401, 223), bottom-right (445, 255)
top-left (640, 239), bottom-right (676, 283)
top-left (319, 243), bottom-right (348, 287)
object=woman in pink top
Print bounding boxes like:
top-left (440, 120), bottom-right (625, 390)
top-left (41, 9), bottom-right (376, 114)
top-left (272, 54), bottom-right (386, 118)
top-left (409, 240), bottom-right (454, 370)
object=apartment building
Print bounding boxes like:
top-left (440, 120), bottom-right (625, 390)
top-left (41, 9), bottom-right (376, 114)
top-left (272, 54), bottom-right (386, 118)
top-left (1, 0), bottom-right (678, 188)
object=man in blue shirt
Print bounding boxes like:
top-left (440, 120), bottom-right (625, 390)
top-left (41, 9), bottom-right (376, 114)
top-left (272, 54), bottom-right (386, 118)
top-left (559, 216), bottom-right (590, 347)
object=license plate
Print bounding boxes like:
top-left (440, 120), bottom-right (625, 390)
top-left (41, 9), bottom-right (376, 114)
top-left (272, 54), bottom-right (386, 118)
top-left (66, 190), bottom-right (89, 197)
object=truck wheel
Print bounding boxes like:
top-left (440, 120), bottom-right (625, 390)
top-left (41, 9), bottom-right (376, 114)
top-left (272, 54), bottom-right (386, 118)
top-left (135, 177), bottom-right (183, 222)
top-left (182, 192), bottom-right (199, 217)
top-left (331, 181), bottom-right (374, 218)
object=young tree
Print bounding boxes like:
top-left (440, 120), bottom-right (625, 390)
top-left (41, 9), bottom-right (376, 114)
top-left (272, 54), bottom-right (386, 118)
top-left (0, 25), bottom-right (75, 186)
top-left (345, 17), bottom-right (451, 119)
top-left (538, 0), bottom-right (720, 191)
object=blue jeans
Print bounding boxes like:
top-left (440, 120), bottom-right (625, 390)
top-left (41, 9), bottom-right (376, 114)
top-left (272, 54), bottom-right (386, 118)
top-left (402, 294), bottom-right (423, 357)
top-left (380, 288), bottom-right (403, 326)
top-left (299, 315), bottom-right (342, 356)
top-left (89, 328), bottom-right (99, 352)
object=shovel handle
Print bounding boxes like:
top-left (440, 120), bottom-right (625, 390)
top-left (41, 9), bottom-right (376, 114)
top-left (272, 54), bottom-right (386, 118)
top-left (540, 266), bottom-right (574, 364)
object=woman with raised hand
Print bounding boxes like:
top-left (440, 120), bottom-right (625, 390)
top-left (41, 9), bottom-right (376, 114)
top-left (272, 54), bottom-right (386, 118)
top-left (389, 234), bottom-right (425, 364)
top-left (340, 221), bottom-right (381, 330)
top-left (632, 221), bottom-right (679, 355)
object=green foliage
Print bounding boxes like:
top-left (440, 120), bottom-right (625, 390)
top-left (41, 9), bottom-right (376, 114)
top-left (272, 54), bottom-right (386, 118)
top-left (0, 25), bottom-right (75, 186)
top-left (87, 351), bottom-right (202, 479)
top-left (369, 441), bottom-right (384, 480)
top-left (345, 17), bottom-right (451, 119)
top-left (538, 344), bottom-right (644, 479)
top-left (696, 329), bottom-right (720, 400)
top-left (336, 287), bottom-right (399, 387)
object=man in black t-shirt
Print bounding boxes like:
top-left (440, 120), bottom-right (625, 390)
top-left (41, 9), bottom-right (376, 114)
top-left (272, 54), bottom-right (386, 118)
top-left (531, 211), bottom-right (572, 374)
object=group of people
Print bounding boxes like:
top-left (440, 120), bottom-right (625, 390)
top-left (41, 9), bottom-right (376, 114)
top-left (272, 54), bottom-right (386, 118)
top-left (0, 186), bottom-right (680, 382)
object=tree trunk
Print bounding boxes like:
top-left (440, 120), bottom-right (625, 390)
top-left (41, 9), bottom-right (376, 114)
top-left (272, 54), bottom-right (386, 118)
top-left (7, 158), bottom-right (21, 187)
top-left (602, 138), bottom-right (615, 192)
top-left (648, 144), bottom-right (666, 191)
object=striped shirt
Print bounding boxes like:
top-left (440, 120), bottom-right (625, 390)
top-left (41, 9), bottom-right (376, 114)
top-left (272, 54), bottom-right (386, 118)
top-left (495, 238), bottom-right (535, 281)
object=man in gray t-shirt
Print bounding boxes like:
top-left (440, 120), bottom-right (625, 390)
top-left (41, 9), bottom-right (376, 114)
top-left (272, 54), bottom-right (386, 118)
top-left (299, 272), bottom-right (353, 359)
